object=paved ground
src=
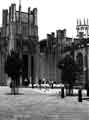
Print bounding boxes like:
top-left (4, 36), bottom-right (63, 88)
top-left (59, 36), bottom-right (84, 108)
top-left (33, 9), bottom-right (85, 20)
top-left (0, 87), bottom-right (88, 120)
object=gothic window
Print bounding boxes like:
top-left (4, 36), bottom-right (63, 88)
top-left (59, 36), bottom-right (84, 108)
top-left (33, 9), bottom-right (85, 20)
top-left (85, 27), bottom-right (88, 30)
top-left (77, 27), bottom-right (79, 30)
top-left (81, 27), bottom-right (84, 30)
top-left (76, 52), bottom-right (83, 71)
top-left (22, 23), bottom-right (28, 37)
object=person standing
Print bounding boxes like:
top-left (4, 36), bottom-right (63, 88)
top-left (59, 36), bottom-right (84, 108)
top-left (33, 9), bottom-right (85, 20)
top-left (38, 78), bottom-right (42, 89)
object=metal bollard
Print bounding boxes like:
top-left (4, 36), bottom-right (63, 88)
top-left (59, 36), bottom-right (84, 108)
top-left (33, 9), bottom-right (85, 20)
top-left (87, 87), bottom-right (89, 96)
top-left (78, 88), bottom-right (82, 102)
top-left (51, 83), bottom-right (53, 89)
top-left (61, 87), bottom-right (64, 98)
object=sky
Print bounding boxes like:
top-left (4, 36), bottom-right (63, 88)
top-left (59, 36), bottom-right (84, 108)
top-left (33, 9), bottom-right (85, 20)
top-left (0, 0), bottom-right (89, 40)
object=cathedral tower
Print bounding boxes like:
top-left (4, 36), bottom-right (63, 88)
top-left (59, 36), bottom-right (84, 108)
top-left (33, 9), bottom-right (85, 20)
top-left (76, 18), bottom-right (89, 39)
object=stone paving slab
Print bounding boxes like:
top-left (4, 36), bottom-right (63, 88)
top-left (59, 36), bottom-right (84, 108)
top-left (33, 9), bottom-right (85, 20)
top-left (0, 87), bottom-right (88, 120)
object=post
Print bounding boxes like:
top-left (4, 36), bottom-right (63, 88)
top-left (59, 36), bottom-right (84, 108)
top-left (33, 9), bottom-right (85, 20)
top-left (87, 87), bottom-right (89, 96)
top-left (61, 86), bottom-right (64, 98)
top-left (78, 88), bottom-right (82, 102)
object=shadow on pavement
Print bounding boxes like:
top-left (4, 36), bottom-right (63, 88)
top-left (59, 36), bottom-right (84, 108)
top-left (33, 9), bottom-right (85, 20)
top-left (5, 93), bottom-right (24, 95)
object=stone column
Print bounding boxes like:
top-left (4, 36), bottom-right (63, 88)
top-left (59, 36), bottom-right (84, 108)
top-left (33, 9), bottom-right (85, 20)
top-left (33, 45), bottom-right (39, 84)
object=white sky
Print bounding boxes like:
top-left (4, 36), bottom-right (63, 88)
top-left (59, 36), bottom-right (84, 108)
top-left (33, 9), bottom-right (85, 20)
top-left (0, 0), bottom-right (89, 40)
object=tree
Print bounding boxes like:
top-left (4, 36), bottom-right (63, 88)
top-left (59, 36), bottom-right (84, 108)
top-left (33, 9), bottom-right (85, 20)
top-left (5, 50), bottom-right (23, 94)
top-left (57, 54), bottom-right (78, 96)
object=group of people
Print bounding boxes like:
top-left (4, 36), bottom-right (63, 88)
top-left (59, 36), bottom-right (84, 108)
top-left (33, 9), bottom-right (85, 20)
top-left (38, 78), bottom-right (54, 89)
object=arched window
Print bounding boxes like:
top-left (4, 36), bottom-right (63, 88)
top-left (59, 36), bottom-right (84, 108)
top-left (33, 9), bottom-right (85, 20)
top-left (76, 52), bottom-right (83, 71)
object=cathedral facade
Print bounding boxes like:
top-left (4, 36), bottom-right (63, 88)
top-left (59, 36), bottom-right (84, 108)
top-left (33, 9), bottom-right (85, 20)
top-left (0, 4), bottom-right (89, 88)
top-left (0, 3), bottom-right (39, 85)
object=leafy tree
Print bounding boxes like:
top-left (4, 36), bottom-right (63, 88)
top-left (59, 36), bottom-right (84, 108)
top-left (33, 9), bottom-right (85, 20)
top-left (57, 54), bottom-right (79, 96)
top-left (5, 50), bottom-right (23, 94)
